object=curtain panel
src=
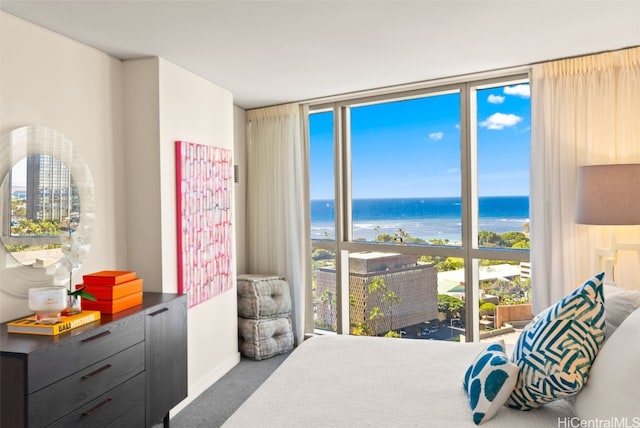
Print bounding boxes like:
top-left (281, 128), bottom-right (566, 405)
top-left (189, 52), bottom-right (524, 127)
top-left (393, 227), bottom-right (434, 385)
top-left (530, 47), bottom-right (640, 313)
top-left (245, 103), bottom-right (310, 345)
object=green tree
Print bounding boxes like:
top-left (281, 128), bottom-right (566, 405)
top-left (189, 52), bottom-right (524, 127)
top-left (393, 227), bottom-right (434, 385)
top-left (312, 248), bottom-right (334, 261)
top-left (479, 230), bottom-right (502, 247)
top-left (375, 228), bottom-right (428, 245)
top-left (437, 257), bottom-right (464, 271)
top-left (11, 219), bottom-right (64, 236)
top-left (368, 277), bottom-right (400, 334)
top-left (438, 294), bottom-right (465, 320)
top-left (482, 277), bottom-right (531, 305)
top-left (479, 302), bottom-right (496, 317)
top-left (352, 277), bottom-right (401, 336)
top-left (500, 231), bottom-right (527, 247)
top-left (512, 240), bottom-right (530, 249)
top-left (427, 238), bottom-right (450, 246)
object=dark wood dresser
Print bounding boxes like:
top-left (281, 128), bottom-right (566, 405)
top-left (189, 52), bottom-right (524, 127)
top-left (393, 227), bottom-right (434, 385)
top-left (0, 292), bottom-right (187, 428)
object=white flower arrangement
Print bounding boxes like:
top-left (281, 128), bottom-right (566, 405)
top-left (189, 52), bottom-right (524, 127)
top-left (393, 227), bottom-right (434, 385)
top-left (59, 230), bottom-right (95, 300)
top-left (60, 231), bottom-right (87, 275)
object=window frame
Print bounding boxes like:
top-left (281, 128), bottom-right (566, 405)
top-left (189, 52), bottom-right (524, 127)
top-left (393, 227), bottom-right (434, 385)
top-left (307, 71), bottom-right (531, 341)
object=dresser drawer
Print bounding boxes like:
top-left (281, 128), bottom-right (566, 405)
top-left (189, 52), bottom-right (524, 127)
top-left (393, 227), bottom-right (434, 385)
top-left (27, 312), bottom-right (145, 393)
top-left (48, 371), bottom-right (145, 428)
top-left (1, 293), bottom-right (186, 428)
top-left (28, 342), bottom-right (145, 428)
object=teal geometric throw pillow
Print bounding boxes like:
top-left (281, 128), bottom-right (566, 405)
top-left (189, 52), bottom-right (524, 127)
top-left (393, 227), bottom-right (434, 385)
top-left (506, 273), bottom-right (606, 410)
top-left (463, 340), bottom-right (519, 424)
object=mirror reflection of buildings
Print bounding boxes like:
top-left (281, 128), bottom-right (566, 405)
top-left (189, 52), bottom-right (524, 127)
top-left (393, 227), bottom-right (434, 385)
top-left (1, 154), bottom-right (79, 268)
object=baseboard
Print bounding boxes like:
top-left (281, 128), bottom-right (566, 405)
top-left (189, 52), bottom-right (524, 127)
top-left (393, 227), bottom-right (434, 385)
top-left (169, 351), bottom-right (241, 417)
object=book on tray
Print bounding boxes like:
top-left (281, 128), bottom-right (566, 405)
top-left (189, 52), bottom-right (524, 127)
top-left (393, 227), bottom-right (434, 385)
top-left (7, 310), bottom-right (101, 336)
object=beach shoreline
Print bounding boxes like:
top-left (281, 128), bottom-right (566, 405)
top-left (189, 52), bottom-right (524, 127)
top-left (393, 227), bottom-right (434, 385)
top-left (311, 196), bottom-right (529, 242)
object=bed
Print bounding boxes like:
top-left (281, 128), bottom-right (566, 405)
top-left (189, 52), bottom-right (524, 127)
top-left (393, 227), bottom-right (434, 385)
top-left (222, 279), bottom-right (640, 427)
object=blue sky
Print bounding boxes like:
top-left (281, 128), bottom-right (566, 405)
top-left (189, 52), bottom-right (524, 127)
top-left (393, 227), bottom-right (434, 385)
top-left (10, 158), bottom-right (27, 188)
top-left (310, 83), bottom-right (530, 200)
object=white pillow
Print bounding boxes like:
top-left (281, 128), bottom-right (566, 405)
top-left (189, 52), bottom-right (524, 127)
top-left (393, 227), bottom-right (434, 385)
top-left (603, 285), bottom-right (640, 339)
top-left (463, 340), bottom-right (519, 425)
top-left (574, 306), bottom-right (640, 419)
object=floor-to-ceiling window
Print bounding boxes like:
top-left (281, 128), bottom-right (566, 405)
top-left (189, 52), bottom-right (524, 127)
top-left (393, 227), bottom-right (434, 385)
top-left (309, 74), bottom-right (530, 342)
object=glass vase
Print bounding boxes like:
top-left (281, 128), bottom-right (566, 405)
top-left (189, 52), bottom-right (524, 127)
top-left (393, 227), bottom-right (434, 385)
top-left (63, 294), bottom-right (82, 316)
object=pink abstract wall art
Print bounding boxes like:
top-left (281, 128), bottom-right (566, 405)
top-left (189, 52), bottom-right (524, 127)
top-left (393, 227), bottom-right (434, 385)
top-left (175, 140), bottom-right (233, 308)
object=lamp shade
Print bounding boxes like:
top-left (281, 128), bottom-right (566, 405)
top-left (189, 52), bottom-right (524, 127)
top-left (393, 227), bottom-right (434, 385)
top-left (575, 163), bottom-right (640, 225)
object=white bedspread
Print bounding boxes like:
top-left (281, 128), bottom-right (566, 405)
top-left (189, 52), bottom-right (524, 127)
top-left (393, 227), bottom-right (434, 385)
top-left (223, 334), bottom-right (575, 427)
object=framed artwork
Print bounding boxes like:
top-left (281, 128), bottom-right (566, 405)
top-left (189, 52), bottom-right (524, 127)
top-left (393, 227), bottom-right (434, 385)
top-left (175, 140), bottom-right (233, 308)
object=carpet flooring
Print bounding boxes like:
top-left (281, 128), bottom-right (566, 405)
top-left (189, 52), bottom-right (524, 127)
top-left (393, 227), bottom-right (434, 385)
top-left (169, 352), bottom-right (291, 428)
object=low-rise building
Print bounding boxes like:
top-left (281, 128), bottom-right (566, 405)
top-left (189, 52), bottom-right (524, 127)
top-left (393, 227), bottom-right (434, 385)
top-left (315, 252), bottom-right (438, 335)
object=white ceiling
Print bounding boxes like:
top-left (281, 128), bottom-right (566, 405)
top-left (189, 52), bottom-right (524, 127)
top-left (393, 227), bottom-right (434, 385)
top-left (2, 1), bottom-right (640, 109)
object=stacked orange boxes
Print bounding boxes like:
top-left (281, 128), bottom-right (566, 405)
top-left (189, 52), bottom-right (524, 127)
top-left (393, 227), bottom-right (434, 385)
top-left (81, 270), bottom-right (143, 314)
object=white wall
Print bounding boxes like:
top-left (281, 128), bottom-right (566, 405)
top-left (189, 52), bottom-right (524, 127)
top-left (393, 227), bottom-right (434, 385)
top-left (157, 58), bottom-right (239, 410)
top-left (0, 12), bottom-right (126, 321)
top-left (122, 58), bottom-right (163, 291)
top-left (0, 10), bottom-right (240, 415)
top-left (234, 106), bottom-right (247, 274)
top-left (121, 56), bottom-right (241, 415)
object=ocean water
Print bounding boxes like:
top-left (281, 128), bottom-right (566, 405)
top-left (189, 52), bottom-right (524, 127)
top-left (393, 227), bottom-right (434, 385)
top-left (311, 196), bottom-right (529, 242)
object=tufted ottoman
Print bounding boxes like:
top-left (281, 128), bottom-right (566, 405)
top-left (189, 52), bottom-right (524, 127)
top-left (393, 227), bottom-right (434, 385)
top-left (237, 274), bottom-right (294, 360)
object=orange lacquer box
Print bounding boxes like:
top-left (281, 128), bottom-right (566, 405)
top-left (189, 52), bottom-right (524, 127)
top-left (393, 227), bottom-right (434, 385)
top-left (84, 278), bottom-right (143, 300)
top-left (82, 270), bottom-right (137, 286)
top-left (82, 292), bottom-right (143, 314)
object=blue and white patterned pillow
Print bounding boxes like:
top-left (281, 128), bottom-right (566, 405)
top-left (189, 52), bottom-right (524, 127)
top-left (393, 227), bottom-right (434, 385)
top-left (463, 340), bottom-right (519, 424)
top-left (506, 273), bottom-right (606, 410)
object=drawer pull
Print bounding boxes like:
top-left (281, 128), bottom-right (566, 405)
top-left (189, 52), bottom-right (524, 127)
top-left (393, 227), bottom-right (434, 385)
top-left (82, 398), bottom-right (112, 417)
top-left (81, 330), bottom-right (111, 343)
top-left (82, 364), bottom-right (112, 380)
top-left (149, 307), bottom-right (169, 317)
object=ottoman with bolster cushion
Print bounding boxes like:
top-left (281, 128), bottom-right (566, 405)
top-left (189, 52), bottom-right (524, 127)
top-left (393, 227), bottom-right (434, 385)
top-left (237, 274), bottom-right (294, 360)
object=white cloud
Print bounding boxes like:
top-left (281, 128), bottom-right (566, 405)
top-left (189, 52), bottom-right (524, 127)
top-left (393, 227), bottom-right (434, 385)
top-left (447, 167), bottom-right (459, 174)
top-left (429, 132), bottom-right (443, 141)
top-left (488, 94), bottom-right (505, 104)
top-left (504, 84), bottom-right (531, 98)
top-left (480, 112), bottom-right (522, 130)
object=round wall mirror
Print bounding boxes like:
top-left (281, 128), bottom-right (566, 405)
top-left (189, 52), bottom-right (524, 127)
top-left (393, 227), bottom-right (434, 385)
top-left (0, 126), bottom-right (94, 297)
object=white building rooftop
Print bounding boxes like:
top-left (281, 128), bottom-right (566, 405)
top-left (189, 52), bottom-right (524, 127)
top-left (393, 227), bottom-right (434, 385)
top-left (437, 263), bottom-right (522, 294)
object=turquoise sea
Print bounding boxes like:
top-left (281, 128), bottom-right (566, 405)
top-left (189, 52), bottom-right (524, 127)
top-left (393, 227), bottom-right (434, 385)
top-left (311, 196), bottom-right (529, 242)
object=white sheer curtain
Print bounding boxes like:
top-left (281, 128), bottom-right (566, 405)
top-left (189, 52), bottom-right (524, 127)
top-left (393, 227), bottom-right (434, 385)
top-left (245, 103), bottom-right (310, 345)
top-left (530, 47), bottom-right (640, 313)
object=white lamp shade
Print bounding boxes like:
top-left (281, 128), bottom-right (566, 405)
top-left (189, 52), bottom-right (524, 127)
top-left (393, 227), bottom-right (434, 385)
top-left (575, 163), bottom-right (640, 225)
